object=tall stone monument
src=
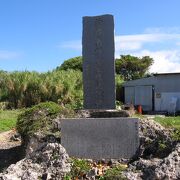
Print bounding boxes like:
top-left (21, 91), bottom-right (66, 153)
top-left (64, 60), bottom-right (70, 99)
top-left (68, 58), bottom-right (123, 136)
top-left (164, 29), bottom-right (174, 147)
top-left (61, 14), bottom-right (139, 159)
top-left (82, 14), bottom-right (115, 109)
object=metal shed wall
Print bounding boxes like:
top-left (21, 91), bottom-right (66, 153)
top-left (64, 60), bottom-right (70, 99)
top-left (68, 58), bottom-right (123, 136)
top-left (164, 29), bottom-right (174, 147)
top-left (154, 75), bottom-right (180, 111)
top-left (123, 74), bottom-right (180, 112)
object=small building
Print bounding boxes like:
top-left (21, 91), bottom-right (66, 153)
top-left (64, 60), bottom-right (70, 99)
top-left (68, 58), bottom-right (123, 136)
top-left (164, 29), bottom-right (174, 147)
top-left (122, 73), bottom-right (180, 112)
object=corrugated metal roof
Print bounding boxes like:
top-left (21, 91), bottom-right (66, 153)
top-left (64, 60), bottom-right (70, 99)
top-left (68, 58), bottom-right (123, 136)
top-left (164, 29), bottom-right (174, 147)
top-left (123, 73), bottom-right (180, 87)
top-left (154, 72), bottom-right (180, 76)
top-left (122, 76), bottom-right (155, 86)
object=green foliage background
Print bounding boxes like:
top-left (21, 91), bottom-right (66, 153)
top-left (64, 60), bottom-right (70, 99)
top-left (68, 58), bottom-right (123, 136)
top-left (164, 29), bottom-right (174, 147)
top-left (115, 55), bottom-right (153, 81)
top-left (58, 55), bottom-right (153, 81)
top-left (0, 55), bottom-right (153, 109)
top-left (0, 69), bottom-right (83, 109)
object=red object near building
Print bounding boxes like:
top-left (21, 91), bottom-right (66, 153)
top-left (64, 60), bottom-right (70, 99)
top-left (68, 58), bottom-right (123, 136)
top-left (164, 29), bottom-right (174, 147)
top-left (138, 105), bottom-right (142, 114)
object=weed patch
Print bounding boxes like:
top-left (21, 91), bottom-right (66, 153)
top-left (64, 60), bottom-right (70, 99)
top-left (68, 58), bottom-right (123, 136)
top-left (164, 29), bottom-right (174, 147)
top-left (101, 165), bottom-right (127, 180)
top-left (65, 158), bottom-right (91, 179)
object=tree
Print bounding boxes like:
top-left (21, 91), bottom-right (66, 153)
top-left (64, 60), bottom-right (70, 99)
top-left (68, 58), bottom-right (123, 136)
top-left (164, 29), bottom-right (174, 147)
top-left (57, 55), bottom-right (153, 81)
top-left (57, 56), bottom-right (83, 71)
top-left (115, 55), bottom-right (154, 81)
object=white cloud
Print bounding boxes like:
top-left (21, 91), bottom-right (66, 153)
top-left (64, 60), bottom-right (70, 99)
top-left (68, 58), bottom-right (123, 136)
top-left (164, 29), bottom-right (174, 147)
top-left (116, 33), bottom-right (175, 42)
top-left (61, 33), bottom-right (180, 52)
top-left (132, 50), bottom-right (180, 73)
top-left (0, 50), bottom-right (22, 60)
top-left (176, 42), bottom-right (180, 46)
top-left (115, 32), bottom-right (180, 73)
top-left (115, 33), bottom-right (180, 52)
top-left (145, 27), bottom-right (180, 34)
top-left (59, 27), bottom-right (180, 73)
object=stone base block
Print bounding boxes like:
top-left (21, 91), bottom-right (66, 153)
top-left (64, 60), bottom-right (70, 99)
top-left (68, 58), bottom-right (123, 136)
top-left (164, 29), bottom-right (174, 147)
top-left (61, 118), bottom-right (139, 159)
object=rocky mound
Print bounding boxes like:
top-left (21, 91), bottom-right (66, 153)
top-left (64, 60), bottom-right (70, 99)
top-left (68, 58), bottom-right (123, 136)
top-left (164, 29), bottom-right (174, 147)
top-left (0, 109), bottom-right (179, 179)
top-left (124, 143), bottom-right (180, 180)
top-left (0, 143), bottom-right (70, 180)
top-left (138, 117), bottom-right (174, 159)
top-left (122, 117), bottom-right (180, 180)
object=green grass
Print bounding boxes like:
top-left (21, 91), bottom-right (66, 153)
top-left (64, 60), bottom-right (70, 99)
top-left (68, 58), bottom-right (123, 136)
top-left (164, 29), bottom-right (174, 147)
top-left (0, 110), bottom-right (22, 132)
top-left (154, 116), bottom-right (180, 130)
top-left (154, 116), bottom-right (180, 141)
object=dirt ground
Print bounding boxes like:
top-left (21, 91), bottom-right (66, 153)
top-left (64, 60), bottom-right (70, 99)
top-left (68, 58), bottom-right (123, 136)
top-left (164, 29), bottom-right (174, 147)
top-left (0, 130), bottom-right (24, 172)
top-left (0, 130), bottom-right (21, 149)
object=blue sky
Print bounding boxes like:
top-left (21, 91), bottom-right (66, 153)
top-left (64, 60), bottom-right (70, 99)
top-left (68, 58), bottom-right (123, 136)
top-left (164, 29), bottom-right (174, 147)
top-left (0, 0), bottom-right (180, 72)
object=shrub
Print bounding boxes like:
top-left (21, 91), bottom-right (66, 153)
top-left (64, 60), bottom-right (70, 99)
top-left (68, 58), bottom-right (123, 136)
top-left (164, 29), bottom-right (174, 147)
top-left (16, 102), bottom-right (75, 140)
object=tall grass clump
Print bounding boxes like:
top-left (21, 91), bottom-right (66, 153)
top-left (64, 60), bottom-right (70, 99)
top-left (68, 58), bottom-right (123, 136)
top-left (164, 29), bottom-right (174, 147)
top-left (0, 64), bottom-right (124, 110)
top-left (0, 70), bottom-right (83, 109)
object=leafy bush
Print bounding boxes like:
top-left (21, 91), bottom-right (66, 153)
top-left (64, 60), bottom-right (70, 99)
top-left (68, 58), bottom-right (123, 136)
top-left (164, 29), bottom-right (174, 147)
top-left (16, 102), bottom-right (75, 139)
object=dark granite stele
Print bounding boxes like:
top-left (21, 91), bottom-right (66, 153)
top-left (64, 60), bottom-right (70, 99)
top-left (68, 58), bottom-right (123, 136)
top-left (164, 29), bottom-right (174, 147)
top-left (82, 14), bottom-right (116, 110)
